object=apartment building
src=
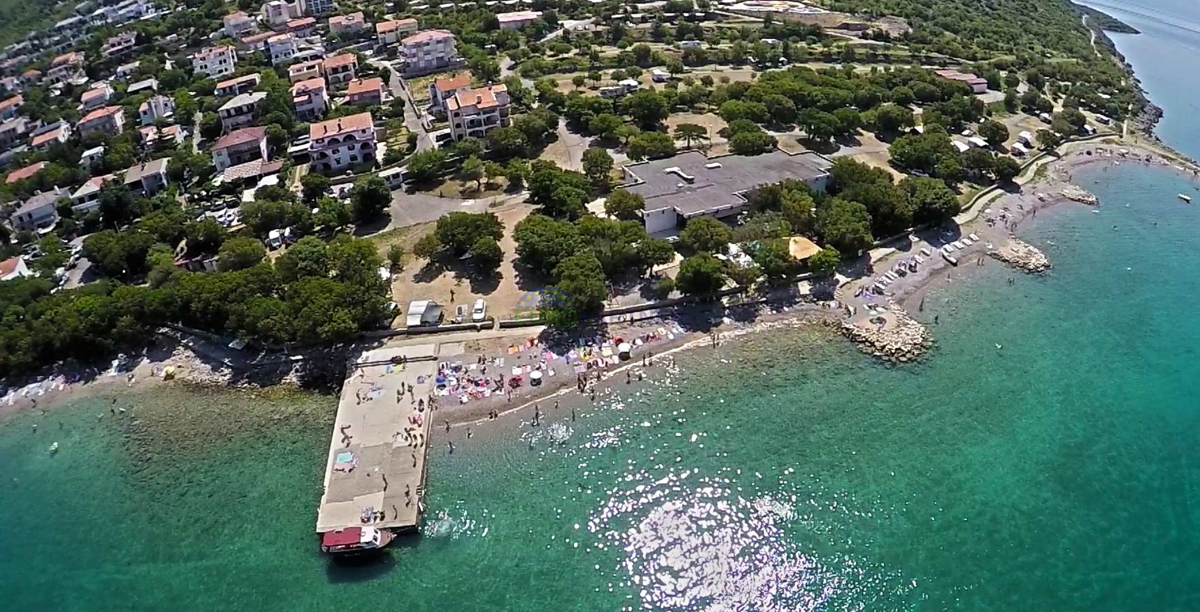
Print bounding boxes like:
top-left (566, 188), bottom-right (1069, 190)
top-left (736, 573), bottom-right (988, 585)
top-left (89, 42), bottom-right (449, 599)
top-left (446, 84), bottom-right (511, 141)
top-left (286, 16), bottom-right (317, 36)
top-left (376, 18), bottom-right (417, 45)
top-left (29, 121), bottom-right (71, 151)
top-left (262, 0), bottom-right (300, 27)
top-left (323, 53), bottom-right (357, 87)
top-left (497, 10), bottom-right (542, 30)
top-left (218, 91), bottom-right (267, 132)
top-left (291, 77), bottom-right (328, 120)
top-left (139, 95), bottom-right (175, 126)
top-left (46, 52), bottom-right (85, 86)
top-left (211, 126), bottom-right (269, 171)
top-left (80, 83), bottom-right (113, 110)
top-left (77, 105), bottom-right (126, 137)
top-left (11, 188), bottom-right (68, 231)
top-left (0, 94), bottom-right (22, 120)
top-left (399, 29), bottom-right (458, 76)
top-left (345, 77), bottom-right (383, 106)
top-left (309, 111), bottom-right (376, 174)
top-left (122, 158), bottom-right (170, 196)
top-left (214, 73), bottom-right (261, 97)
top-left (193, 46), bottom-right (237, 79)
top-left (288, 59), bottom-right (323, 83)
top-left (70, 175), bottom-right (113, 215)
top-left (303, 0), bottom-right (334, 16)
top-left (223, 11), bottom-right (259, 38)
top-left (429, 73), bottom-right (469, 110)
top-left (267, 33), bottom-right (298, 65)
top-left (330, 11), bottom-right (367, 36)
top-left (103, 31), bottom-right (137, 58)
top-left (0, 117), bottom-right (32, 149)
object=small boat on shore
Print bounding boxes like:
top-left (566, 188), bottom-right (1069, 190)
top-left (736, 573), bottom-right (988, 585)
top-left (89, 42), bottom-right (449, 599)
top-left (320, 526), bottom-right (395, 554)
top-left (941, 250), bottom-right (959, 266)
top-left (1178, 194), bottom-right (1192, 202)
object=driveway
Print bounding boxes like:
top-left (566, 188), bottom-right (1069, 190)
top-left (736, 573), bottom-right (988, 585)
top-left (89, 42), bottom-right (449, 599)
top-left (538, 118), bottom-right (592, 171)
top-left (370, 57), bottom-right (435, 152)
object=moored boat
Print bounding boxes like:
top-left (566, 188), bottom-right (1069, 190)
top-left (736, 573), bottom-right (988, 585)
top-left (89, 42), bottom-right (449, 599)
top-left (319, 526), bottom-right (395, 554)
top-left (1179, 193), bottom-right (1192, 202)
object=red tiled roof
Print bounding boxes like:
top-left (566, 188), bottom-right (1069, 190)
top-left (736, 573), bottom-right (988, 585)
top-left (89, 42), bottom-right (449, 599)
top-left (79, 105), bottom-right (123, 124)
top-left (310, 111), bottom-right (373, 140)
top-left (216, 73), bottom-right (260, 90)
top-left (0, 256), bottom-right (22, 276)
top-left (291, 77), bottom-right (325, 95)
top-left (323, 54), bottom-right (357, 70)
top-left (401, 29), bottom-right (453, 45)
top-left (212, 125), bottom-right (268, 151)
top-left (346, 77), bottom-right (382, 97)
top-left (0, 95), bottom-right (22, 109)
top-left (330, 11), bottom-right (365, 27)
top-left (376, 18), bottom-right (416, 33)
top-left (31, 127), bottom-right (65, 147)
top-left (432, 73), bottom-right (470, 94)
top-left (448, 84), bottom-right (507, 112)
top-left (80, 87), bottom-right (108, 102)
top-left (5, 161), bottom-right (45, 184)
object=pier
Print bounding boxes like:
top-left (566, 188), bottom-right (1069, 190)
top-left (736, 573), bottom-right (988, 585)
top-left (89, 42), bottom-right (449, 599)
top-left (316, 342), bottom-right (448, 537)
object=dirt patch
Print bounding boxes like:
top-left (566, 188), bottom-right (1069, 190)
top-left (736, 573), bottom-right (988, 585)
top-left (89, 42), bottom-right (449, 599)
top-left (666, 112), bottom-right (729, 146)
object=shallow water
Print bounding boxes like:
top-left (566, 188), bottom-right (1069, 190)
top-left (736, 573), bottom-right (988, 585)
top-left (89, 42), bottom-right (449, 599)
top-left (5, 162), bottom-right (1200, 610)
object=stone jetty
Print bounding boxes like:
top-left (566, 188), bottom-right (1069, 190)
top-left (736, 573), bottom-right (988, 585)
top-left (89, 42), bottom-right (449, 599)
top-left (841, 307), bottom-right (932, 363)
top-left (989, 238), bottom-right (1051, 273)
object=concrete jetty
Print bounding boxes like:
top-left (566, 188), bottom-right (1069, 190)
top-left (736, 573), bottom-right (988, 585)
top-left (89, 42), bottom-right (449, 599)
top-left (316, 342), bottom-right (449, 536)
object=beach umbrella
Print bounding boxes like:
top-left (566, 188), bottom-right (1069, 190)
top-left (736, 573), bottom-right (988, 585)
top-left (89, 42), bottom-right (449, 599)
top-left (530, 371), bottom-right (543, 386)
top-left (617, 342), bottom-right (632, 360)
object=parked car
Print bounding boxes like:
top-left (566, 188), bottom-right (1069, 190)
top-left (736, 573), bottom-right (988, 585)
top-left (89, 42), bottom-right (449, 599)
top-left (471, 299), bottom-right (487, 322)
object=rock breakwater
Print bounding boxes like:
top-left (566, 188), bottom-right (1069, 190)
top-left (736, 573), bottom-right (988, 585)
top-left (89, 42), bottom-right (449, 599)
top-left (840, 307), bottom-right (932, 363)
top-left (989, 238), bottom-right (1051, 273)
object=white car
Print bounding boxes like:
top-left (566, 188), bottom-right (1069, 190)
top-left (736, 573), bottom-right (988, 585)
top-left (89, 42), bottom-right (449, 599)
top-left (471, 299), bottom-right (487, 322)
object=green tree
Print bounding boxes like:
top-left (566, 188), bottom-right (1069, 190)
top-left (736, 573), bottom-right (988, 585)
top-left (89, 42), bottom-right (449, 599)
top-left (435, 211), bottom-right (504, 256)
top-left (553, 252), bottom-right (608, 313)
top-left (673, 123), bottom-right (708, 149)
top-left (637, 238), bottom-right (676, 274)
top-left (626, 131), bottom-right (676, 160)
top-left (406, 148), bottom-right (447, 182)
top-left (351, 175), bottom-right (392, 222)
top-left (1036, 128), bottom-right (1062, 150)
top-left (582, 148), bottom-right (614, 190)
top-left (624, 90), bottom-right (669, 129)
top-left (588, 113), bottom-right (624, 141)
top-left (978, 120), bottom-right (1009, 148)
top-left (680, 217), bottom-right (732, 254)
top-left (902, 177), bottom-right (961, 225)
top-left (487, 126), bottom-right (529, 159)
top-left (993, 156), bottom-right (1022, 181)
top-left (513, 214), bottom-right (581, 276)
top-left (604, 189), bottom-right (645, 221)
top-left (816, 198), bottom-right (874, 254)
top-left (459, 155), bottom-right (485, 190)
top-left (218, 237), bottom-right (267, 271)
top-left (276, 236), bottom-right (330, 282)
top-left (412, 233), bottom-right (442, 260)
top-left (315, 196), bottom-right (351, 230)
top-left (807, 246), bottom-right (840, 275)
top-left (301, 173), bottom-right (331, 204)
top-left (468, 236), bottom-right (503, 272)
top-left (676, 253), bottom-right (727, 298)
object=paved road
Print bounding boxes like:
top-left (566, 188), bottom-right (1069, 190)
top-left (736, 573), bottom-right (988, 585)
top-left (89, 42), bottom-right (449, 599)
top-left (371, 58), bottom-right (435, 152)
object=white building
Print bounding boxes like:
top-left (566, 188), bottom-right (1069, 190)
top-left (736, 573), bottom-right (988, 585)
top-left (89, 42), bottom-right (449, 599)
top-left (80, 83), bottom-right (113, 110)
top-left (214, 73), bottom-right (261, 98)
top-left (446, 84), bottom-right (510, 141)
top-left (77, 105), bottom-right (126, 137)
top-left (267, 33), bottom-right (297, 65)
top-left (139, 95), bottom-right (176, 126)
top-left (291, 77), bottom-right (329, 120)
top-left (223, 11), bottom-right (259, 38)
top-left (302, 0), bottom-right (334, 15)
top-left (262, 0), bottom-right (300, 27)
top-left (11, 188), bottom-right (68, 231)
top-left (70, 174), bottom-right (113, 214)
top-left (329, 11), bottom-right (367, 36)
top-left (0, 256), bottom-right (32, 281)
top-left (29, 122), bottom-right (71, 151)
top-left (218, 91), bottom-right (268, 132)
top-left (211, 126), bottom-right (269, 172)
top-left (193, 46), bottom-right (237, 79)
top-left (399, 30), bottom-right (458, 76)
top-left (46, 52), bottom-right (85, 86)
top-left (376, 18), bottom-right (418, 45)
top-left (323, 53), bottom-right (357, 87)
top-left (497, 10), bottom-right (541, 30)
top-left (309, 112), bottom-right (376, 174)
top-left (123, 158), bottom-right (171, 196)
top-left (0, 95), bottom-right (20, 120)
top-left (103, 31), bottom-right (138, 58)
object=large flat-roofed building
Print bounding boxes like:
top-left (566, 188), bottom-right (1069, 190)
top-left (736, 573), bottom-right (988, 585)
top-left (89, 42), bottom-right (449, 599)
top-left (497, 10), bottom-right (542, 30)
top-left (934, 69), bottom-right (988, 94)
top-left (621, 150), bottom-right (832, 237)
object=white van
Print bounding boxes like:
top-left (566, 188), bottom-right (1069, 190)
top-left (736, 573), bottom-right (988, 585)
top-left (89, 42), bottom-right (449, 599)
top-left (379, 167), bottom-right (405, 189)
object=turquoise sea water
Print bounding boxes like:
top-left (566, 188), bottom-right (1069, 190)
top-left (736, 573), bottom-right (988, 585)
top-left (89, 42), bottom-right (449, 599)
top-left (5, 161), bottom-right (1200, 610)
top-left (10, 11), bottom-right (1200, 607)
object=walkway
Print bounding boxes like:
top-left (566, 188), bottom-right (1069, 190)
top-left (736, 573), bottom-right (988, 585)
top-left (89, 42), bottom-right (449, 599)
top-left (315, 343), bottom-right (443, 534)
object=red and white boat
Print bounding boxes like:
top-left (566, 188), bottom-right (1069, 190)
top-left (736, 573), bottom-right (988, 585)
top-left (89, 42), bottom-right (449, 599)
top-left (320, 526), bottom-right (395, 554)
